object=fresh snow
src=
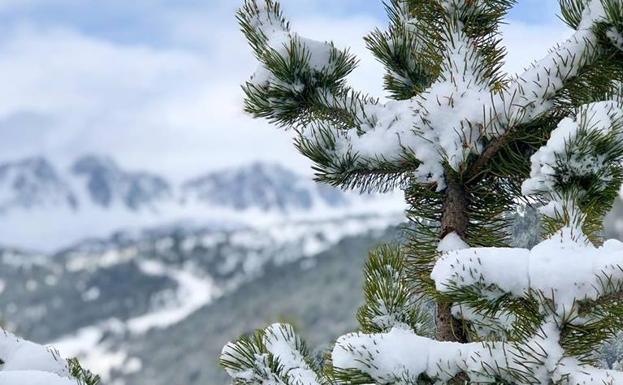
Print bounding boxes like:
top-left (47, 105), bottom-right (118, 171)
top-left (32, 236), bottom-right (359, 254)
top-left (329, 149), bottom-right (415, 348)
top-left (246, 0), bottom-right (613, 191)
top-left (227, 1), bottom-right (623, 385)
top-left (51, 261), bottom-right (220, 381)
top-left (263, 324), bottom-right (320, 385)
top-left (0, 188), bottom-right (403, 252)
top-left (432, 226), bottom-right (623, 315)
top-left (608, 28), bottom-right (623, 52)
top-left (332, 322), bottom-right (623, 385)
top-left (523, 101), bottom-right (623, 198)
top-left (0, 329), bottom-right (78, 385)
top-left (222, 324), bottom-right (321, 385)
top-left (0, 157), bottom-right (405, 252)
top-left (127, 260), bottom-right (221, 334)
top-left (437, 231), bottom-right (469, 253)
top-left (49, 212), bottom-right (402, 381)
top-left (50, 323), bottom-right (127, 382)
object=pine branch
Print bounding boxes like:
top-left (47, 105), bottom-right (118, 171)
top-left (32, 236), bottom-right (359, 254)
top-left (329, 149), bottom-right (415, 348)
top-left (68, 358), bottom-right (100, 385)
top-left (220, 324), bottom-right (327, 385)
top-left (238, 0), bottom-right (431, 192)
top-left (357, 244), bottom-right (434, 334)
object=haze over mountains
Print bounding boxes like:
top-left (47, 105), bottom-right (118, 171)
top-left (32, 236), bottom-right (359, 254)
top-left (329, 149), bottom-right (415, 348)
top-left (0, 155), bottom-right (401, 251)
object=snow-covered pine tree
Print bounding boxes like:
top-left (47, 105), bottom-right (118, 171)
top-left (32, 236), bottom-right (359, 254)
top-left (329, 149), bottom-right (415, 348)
top-left (221, 0), bottom-right (623, 384)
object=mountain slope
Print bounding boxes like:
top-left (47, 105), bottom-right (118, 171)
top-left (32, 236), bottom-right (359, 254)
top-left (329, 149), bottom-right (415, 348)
top-left (72, 155), bottom-right (172, 211)
top-left (0, 212), bottom-right (402, 382)
top-left (120, 227), bottom-right (400, 385)
top-left (0, 157), bottom-right (77, 213)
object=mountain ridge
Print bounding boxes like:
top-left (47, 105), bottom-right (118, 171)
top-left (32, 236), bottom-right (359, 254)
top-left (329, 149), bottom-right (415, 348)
top-left (0, 155), bottom-right (403, 251)
top-left (0, 155), bottom-right (361, 214)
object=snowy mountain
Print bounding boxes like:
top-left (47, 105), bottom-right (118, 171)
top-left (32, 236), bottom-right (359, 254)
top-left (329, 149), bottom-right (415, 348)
top-left (72, 155), bottom-right (172, 211)
top-left (181, 162), bottom-right (347, 211)
top-left (0, 157), bottom-right (77, 213)
top-left (0, 156), bottom-right (402, 251)
top-left (0, 155), bottom-right (359, 217)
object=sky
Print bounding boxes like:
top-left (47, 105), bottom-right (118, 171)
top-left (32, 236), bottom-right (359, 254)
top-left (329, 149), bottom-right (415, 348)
top-left (0, 0), bottom-right (572, 181)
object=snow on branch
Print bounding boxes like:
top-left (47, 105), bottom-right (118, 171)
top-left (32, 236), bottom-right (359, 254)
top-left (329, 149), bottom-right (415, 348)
top-left (0, 329), bottom-right (79, 385)
top-left (239, 0), bottom-right (425, 188)
top-left (502, 0), bottom-right (623, 126)
top-left (240, 0), bottom-right (621, 192)
top-left (432, 226), bottom-right (623, 315)
top-left (522, 100), bottom-right (623, 199)
top-left (240, 0), bottom-right (506, 190)
top-left (332, 323), bottom-right (623, 385)
top-left (608, 28), bottom-right (623, 52)
top-left (220, 323), bottom-right (322, 385)
top-left (503, 29), bottom-right (599, 126)
top-left (312, 21), bottom-right (495, 190)
top-left (560, 358), bottom-right (623, 385)
top-left (332, 321), bottom-right (599, 385)
top-left (607, 28), bottom-right (623, 51)
top-left (332, 326), bottom-right (505, 384)
top-left (239, 0), bottom-right (367, 129)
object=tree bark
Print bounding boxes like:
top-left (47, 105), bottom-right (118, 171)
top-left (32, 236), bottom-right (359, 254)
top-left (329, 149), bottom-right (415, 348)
top-left (436, 177), bottom-right (469, 343)
top-left (436, 302), bottom-right (468, 342)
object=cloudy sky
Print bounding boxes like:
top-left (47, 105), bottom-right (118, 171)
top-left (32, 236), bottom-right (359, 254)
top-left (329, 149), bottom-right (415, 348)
top-left (0, 0), bottom-right (572, 181)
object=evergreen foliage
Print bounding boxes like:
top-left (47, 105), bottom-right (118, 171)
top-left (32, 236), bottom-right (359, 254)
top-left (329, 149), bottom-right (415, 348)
top-left (223, 0), bottom-right (623, 384)
top-left (68, 358), bottom-right (101, 385)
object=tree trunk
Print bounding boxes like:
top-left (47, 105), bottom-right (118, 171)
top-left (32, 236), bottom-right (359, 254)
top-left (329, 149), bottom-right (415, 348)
top-left (436, 178), bottom-right (469, 343)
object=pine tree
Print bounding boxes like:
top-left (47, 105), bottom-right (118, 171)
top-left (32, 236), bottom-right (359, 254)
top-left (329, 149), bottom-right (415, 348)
top-left (220, 0), bottom-right (623, 384)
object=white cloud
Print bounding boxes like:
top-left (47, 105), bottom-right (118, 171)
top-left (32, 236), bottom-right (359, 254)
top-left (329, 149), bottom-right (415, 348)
top-left (0, 3), bottom-right (575, 181)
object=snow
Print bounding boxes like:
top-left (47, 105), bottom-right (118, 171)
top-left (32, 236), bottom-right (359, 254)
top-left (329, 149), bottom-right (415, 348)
top-left (578, 0), bottom-right (607, 30)
top-left (560, 358), bottom-right (623, 385)
top-left (328, 23), bottom-right (493, 191)
top-left (0, 329), bottom-right (78, 385)
top-left (263, 324), bottom-right (319, 385)
top-left (0, 372), bottom-right (77, 385)
top-left (245, 0), bottom-right (617, 192)
top-left (522, 101), bottom-right (623, 197)
top-left (127, 260), bottom-right (221, 333)
top-left (225, 2), bottom-right (623, 384)
top-left (437, 231), bottom-right (469, 253)
top-left (81, 286), bottom-right (101, 302)
top-left (505, 30), bottom-right (597, 128)
top-left (432, 225), bottom-right (623, 316)
top-left (51, 260), bottom-right (220, 380)
top-left (48, 210), bottom-right (403, 381)
top-left (0, 176), bottom-right (404, 253)
top-left (248, 1), bottom-right (339, 89)
top-left (332, 321), bottom-right (623, 385)
top-left (332, 324), bottom-right (528, 384)
top-left (222, 324), bottom-right (321, 385)
top-left (608, 28), bottom-right (623, 52)
top-left (50, 322), bottom-right (127, 382)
